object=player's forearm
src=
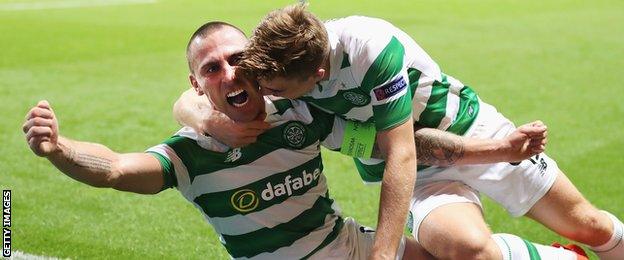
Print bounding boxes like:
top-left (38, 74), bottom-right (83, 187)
top-left (375, 160), bottom-right (416, 255)
top-left (372, 127), bottom-right (508, 166)
top-left (46, 136), bottom-right (122, 188)
top-left (373, 150), bottom-right (416, 259)
top-left (372, 121), bottom-right (417, 259)
top-left (173, 89), bottom-right (211, 131)
top-left (413, 127), bottom-right (512, 166)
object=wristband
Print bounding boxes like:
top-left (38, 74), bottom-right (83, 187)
top-left (340, 120), bottom-right (376, 159)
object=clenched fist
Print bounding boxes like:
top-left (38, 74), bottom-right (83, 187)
top-left (502, 120), bottom-right (548, 162)
top-left (23, 100), bottom-right (60, 157)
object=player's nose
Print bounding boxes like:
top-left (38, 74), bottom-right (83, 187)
top-left (222, 64), bottom-right (236, 86)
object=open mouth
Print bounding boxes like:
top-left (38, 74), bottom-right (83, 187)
top-left (226, 89), bottom-right (249, 107)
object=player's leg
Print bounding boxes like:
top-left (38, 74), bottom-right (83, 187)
top-left (417, 203), bottom-right (588, 260)
top-left (409, 181), bottom-right (499, 259)
top-left (402, 238), bottom-right (434, 260)
top-left (411, 181), bottom-right (582, 260)
top-left (439, 99), bottom-right (621, 258)
top-left (454, 150), bottom-right (622, 259)
top-left (492, 233), bottom-right (587, 260)
top-left (420, 99), bottom-right (621, 258)
top-left (526, 170), bottom-right (624, 260)
top-left (417, 201), bottom-right (500, 259)
top-left (416, 203), bottom-right (586, 260)
top-left (313, 217), bottom-right (434, 260)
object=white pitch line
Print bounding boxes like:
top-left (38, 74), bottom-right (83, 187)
top-left (9, 251), bottom-right (64, 260)
top-left (0, 0), bottom-right (157, 11)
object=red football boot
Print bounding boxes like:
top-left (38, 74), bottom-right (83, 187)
top-left (552, 242), bottom-right (589, 260)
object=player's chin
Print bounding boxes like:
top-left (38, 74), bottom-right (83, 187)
top-left (225, 103), bottom-right (259, 122)
top-left (228, 110), bottom-right (258, 123)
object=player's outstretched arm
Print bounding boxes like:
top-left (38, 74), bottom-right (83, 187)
top-left (23, 100), bottom-right (164, 194)
top-left (173, 88), bottom-right (269, 147)
top-left (370, 121), bottom-right (548, 166)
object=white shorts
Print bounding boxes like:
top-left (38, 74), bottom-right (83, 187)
top-left (408, 100), bottom-right (559, 242)
top-left (311, 217), bottom-right (406, 260)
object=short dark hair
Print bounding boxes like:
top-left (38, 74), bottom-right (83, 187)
top-left (186, 21), bottom-right (246, 72)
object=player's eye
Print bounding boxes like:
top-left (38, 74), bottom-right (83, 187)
top-left (206, 65), bottom-right (220, 73)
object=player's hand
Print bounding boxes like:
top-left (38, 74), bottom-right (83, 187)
top-left (501, 120), bottom-right (548, 162)
top-left (23, 100), bottom-right (60, 157)
top-left (203, 109), bottom-right (270, 148)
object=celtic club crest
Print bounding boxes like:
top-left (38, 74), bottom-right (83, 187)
top-left (342, 90), bottom-right (370, 106)
top-left (282, 122), bottom-right (306, 148)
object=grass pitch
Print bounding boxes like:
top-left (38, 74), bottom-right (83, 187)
top-left (1, 0), bottom-right (623, 258)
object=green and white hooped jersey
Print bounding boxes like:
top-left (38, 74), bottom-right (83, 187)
top-left (307, 16), bottom-right (481, 183)
top-left (147, 98), bottom-right (345, 259)
top-left (301, 16), bottom-right (479, 135)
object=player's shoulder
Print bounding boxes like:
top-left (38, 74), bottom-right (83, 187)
top-left (264, 96), bottom-right (318, 125)
top-left (326, 16), bottom-right (402, 68)
top-left (326, 15), bottom-right (396, 31)
top-left (264, 96), bottom-right (334, 135)
top-left (264, 96), bottom-right (298, 116)
top-left (160, 127), bottom-right (229, 153)
top-left (326, 16), bottom-right (397, 44)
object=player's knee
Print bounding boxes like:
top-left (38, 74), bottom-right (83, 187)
top-left (440, 229), bottom-right (498, 260)
top-left (569, 208), bottom-right (613, 246)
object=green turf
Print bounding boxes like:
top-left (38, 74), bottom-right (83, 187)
top-left (1, 0), bottom-right (623, 258)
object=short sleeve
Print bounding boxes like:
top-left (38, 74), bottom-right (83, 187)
top-left (357, 36), bottom-right (413, 131)
top-left (146, 151), bottom-right (177, 191)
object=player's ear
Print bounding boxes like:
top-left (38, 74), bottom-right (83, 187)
top-left (189, 74), bottom-right (204, 96)
top-left (312, 68), bottom-right (325, 82)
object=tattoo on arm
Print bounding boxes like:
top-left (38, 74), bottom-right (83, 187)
top-left (414, 129), bottom-right (465, 166)
top-left (67, 147), bottom-right (113, 173)
top-left (370, 128), bottom-right (466, 166)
